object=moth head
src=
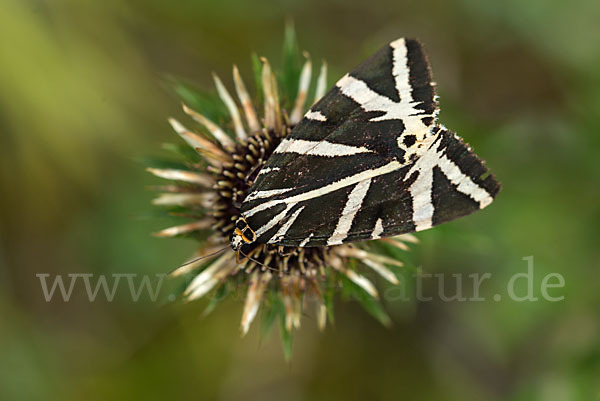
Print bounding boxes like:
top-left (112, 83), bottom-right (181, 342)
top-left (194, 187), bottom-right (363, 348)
top-left (230, 216), bottom-right (256, 251)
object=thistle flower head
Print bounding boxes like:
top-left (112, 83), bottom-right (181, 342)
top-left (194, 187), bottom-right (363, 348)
top-left (147, 30), bottom-right (417, 356)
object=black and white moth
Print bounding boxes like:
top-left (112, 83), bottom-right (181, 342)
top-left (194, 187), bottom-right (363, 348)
top-left (231, 38), bottom-right (500, 253)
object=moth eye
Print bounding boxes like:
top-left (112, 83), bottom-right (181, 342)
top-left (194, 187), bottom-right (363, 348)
top-left (242, 228), bottom-right (255, 241)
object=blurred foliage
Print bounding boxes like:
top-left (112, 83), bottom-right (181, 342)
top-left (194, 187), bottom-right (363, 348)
top-left (1, 0), bottom-right (599, 400)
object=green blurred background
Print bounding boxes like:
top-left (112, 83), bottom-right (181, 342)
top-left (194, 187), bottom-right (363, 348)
top-left (1, 0), bottom-right (599, 400)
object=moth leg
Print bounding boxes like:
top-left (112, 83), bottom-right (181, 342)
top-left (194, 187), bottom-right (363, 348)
top-left (276, 245), bottom-right (298, 257)
top-left (244, 160), bottom-right (264, 185)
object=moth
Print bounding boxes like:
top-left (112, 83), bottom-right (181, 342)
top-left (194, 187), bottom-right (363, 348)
top-left (231, 38), bottom-right (500, 256)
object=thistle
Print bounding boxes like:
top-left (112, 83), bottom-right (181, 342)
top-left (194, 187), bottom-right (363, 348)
top-left (147, 29), bottom-right (421, 356)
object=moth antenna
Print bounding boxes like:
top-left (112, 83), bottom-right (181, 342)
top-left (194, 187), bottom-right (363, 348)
top-left (169, 246), bottom-right (229, 275)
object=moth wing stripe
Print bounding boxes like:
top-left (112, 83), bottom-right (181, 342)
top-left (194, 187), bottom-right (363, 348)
top-left (336, 74), bottom-right (429, 133)
top-left (390, 38), bottom-right (413, 106)
top-left (245, 187), bottom-right (294, 202)
top-left (371, 218), bottom-right (384, 239)
top-left (254, 205), bottom-right (293, 237)
top-left (256, 166), bottom-right (280, 178)
top-left (274, 138), bottom-right (372, 156)
top-left (327, 178), bottom-right (372, 245)
top-left (269, 206), bottom-right (306, 243)
top-left (305, 110), bottom-right (327, 121)
top-left (406, 134), bottom-right (444, 231)
top-left (299, 233), bottom-right (314, 247)
top-left (437, 154), bottom-right (494, 208)
top-left (336, 74), bottom-right (395, 117)
top-left (409, 167), bottom-right (434, 231)
top-left (244, 161), bottom-right (402, 218)
top-left (407, 132), bottom-right (495, 231)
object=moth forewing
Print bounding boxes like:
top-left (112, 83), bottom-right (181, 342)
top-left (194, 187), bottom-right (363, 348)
top-left (234, 38), bottom-right (499, 250)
